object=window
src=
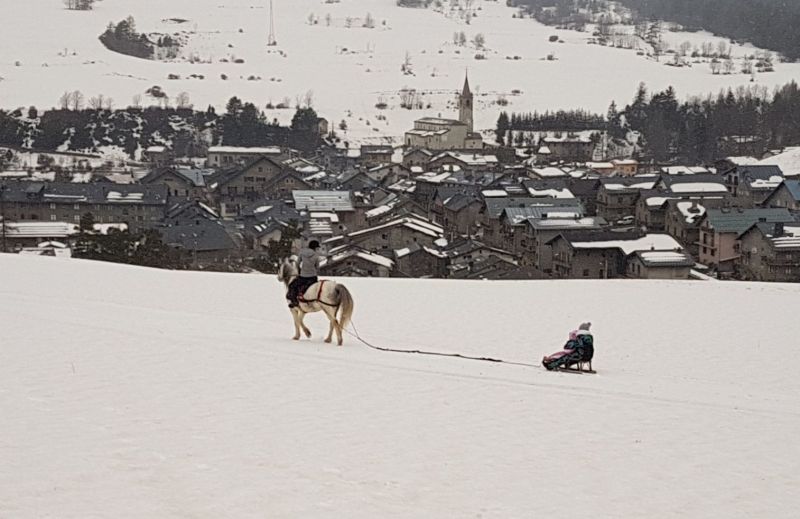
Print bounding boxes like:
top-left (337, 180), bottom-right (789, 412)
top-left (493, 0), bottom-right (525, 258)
top-left (50, 214), bottom-right (57, 221)
top-left (582, 269), bottom-right (589, 277)
top-left (74, 204), bottom-right (80, 210)
top-left (244, 176), bottom-right (255, 182)
top-left (73, 215), bottom-right (80, 222)
top-left (258, 167), bottom-right (263, 173)
top-left (228, 186), bottom-right (238, 195)
top-left (49, 203), bottom-right (56, 210)
top-left (381, 234), bottom-right (388, 240)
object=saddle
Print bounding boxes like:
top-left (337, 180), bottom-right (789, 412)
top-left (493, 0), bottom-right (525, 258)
top-left (298, 280), bottom-right (326, 304)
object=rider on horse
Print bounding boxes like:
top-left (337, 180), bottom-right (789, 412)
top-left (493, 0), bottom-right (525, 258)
top-left (287, 240), bottom-right (323, 308)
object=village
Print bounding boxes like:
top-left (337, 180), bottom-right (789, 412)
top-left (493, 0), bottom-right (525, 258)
top-left (1, 75), bottom-right (799, 282)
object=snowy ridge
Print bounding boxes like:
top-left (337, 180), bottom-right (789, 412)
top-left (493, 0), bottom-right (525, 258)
top-left (0, 254), bottom-right (799, 518)
top-left (4, 0), bottom-right (800, 144)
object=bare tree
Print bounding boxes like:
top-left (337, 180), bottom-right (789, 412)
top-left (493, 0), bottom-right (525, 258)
top-left (70, 90), bottom-right (84, 111)
top-left (723, 58), bottom-right (735, 74)
top-left (716, 40), bottom-right (730, 59)
top-left (363, 12), bottom-right (375, 29)
top-left (88, 94), bottom-right (104, 110)
top-left (59, 91), bottom-right (71, 110)
top-left (325, 13), bottom-right (332, 26)
top-left (104, 97), bottom-right (115, 111)
top-left (741, 57), bottom-right (754, 75)
top-left (131, 94), bottom-right (142, 108)
top-left (679, 41), bottom-right (691, 56)
top-left (176, 91), bottom-right (192, 109)
top-left (458, 31), bottom-right (467, 46)
top-left (472, 33), bottom-right (486, 49)
top-left (303, 90), bottom-right (314, 108)
top-left (710, 58), bottom-right (721, 74)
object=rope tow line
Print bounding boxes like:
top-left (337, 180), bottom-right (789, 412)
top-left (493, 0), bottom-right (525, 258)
top-left (346, 320), bottom-right (540, 369)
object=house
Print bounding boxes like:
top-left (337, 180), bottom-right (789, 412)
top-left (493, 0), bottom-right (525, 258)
top-left (159, 219), bottom-right (240, 266)
top-left (721, 164), bottom-right (783, 196)
top-left (292, 190), bottom-right (357, 231)
top-left (664, 200), bottom-right (707, 258)
top-left (394, 243), bottom-right (448, 278)
top-left (738, 222), bottom-right (800, 282)
top-left (612, 159), bottom-right (639, 176)
top-left (548, 232), bottom-right (685, 279)
top-left (0, 221), bottom-right (127, 252)
top-left (0, 182), bottom-right (168, 230)
top-left (567, 178), bottom-right (602, 216)
top-left (324, 215), bottom-right (444, 254)
top-left (479, 197), bottom-right (583, 249)
top-left (761, 180), bottom-right (800, 211)
top-left (523, 216), bottom-right (608, 271)
top-left (626, 250), bottom-right (695, 279)
top-left (321, 245), bottom-right (395, 277)
top-left (636, 190), bottom-right (730, 233)
top-left (140, 166), bottom-right (209, 199)
top-left (437, 193), bottom-right (483, 236)
top-left (402, 148), bottom-right (433, 170)
top-left (539, 135), bottom-right (594, 162)
top-left (360, 145), bottom-right (394, 168)
top-left (365, 163), bottom-right (410, 185)
top-left (144, 146), bottom-right (172, 166)
top-left (206, 146), bottom-right (283, 168)
top-left (428, 151), bottom-right (500, 174)
top-left (596, 177), bottom-right (657, 223)
top-left (210, 157), bottom-right (310, 217)
top-left (697, 207), bottom-right (795, 273)
top-left (364, 194), bottom-right (427, 225)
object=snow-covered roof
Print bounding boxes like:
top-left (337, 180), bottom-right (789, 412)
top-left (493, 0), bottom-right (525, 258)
top-left (572, 234), bottom-right (683, 255)
top-left (292, 191), bottom-right (354, 212)
top-left (208, 146), bottom-right (281, 155)
top-left (676, 201), bottom-right (706, 224)
top-left (669, 183), bottom-right (728, 194)
top-left (531, 167), bottom-right (568, 178)
top-left (481, 190), bottom-right (508, 198)
top-left (604, 182), bottom-right (656, 191)
top-left (527, 187), bottom-right (575, 199)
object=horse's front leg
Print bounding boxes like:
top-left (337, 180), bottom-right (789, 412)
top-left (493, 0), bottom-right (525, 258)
top-left (291, 308), bottom-right (302, 340)
top-left (299, 311), bottom-right (312, 338)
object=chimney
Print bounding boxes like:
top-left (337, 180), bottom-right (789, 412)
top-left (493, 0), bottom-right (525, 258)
top-left (774, 222), bottom-right (785, 237)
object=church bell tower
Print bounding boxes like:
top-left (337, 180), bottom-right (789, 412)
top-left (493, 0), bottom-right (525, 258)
top-left (458, 73), bottom-right (474, 133)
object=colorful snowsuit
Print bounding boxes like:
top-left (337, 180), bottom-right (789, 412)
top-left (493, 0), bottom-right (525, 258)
top-left (543, 331), bottom-right (594, 371)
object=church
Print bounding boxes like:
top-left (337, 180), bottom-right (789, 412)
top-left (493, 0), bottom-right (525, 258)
top-left (404, 75), bottom-right (483, 151)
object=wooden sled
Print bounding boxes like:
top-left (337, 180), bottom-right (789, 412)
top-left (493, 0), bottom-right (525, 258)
top-left (557, 360), bottom-right (596, 374)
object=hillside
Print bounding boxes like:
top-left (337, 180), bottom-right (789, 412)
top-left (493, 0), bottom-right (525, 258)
top-left (3, 0), bottom-right (800, 145)
top-left (1, 254), bottom-right (799, 517)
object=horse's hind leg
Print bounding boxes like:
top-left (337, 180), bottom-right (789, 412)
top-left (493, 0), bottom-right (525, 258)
top-left (324, 307), bottom-right (335, 343)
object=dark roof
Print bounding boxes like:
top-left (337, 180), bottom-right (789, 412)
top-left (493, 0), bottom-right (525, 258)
top-left (727, 165), bottom-right (784, 180)
top-left (484, 197), bottom-right (582, 219)
top-left (658, 173), bottom-right (724, 188)
top-left (1, 181), bottom-right (168, 205)
top-left (208, 156), bottom-right (286, 189)
top-left (704, 207), bottom-right (795, 233)
top-left (160, 221), bottom-right (237, 252)
top-left (546, 229), bottom-right (641, 246)
top-left (568, 178), bottom-right (602, 197)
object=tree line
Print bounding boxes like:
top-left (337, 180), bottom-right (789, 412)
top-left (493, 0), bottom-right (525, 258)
top-left (510, 0), bottom-right (800, 61)
top-left (497, 80), bottom-right (800, 163)
top-left (0, 96), bottom-right (322, 159)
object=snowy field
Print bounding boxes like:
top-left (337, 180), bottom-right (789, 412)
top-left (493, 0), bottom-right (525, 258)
top-left (2, 0), bottom-right (800, 144)
top-left (1, 254), bottom-right (799, 518)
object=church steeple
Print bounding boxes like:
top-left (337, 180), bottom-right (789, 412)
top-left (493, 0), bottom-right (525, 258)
top-left (458, 72), bottom-right (474, 133)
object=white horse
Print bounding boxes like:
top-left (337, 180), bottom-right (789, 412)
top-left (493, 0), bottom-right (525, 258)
top-left (277, 256), bottom-right (354, 346)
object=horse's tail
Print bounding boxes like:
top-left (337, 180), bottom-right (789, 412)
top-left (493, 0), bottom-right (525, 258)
top-left (335, 284), bottom-right (354, 331)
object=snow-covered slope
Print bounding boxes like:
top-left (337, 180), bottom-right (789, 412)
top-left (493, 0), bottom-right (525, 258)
top-left (1, 254), bottom-right (799, 518)
top-left (2, 0), bottom-right (800, 144)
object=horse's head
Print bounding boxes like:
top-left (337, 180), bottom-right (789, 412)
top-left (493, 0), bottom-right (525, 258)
top-left (277, 255), bottom-right (299, 284)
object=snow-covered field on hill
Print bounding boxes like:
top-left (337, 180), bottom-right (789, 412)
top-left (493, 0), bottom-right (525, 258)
top-left (1, 254), bottom-right (799, 518)
top-left (2, 0), bottom-right (800, 144)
